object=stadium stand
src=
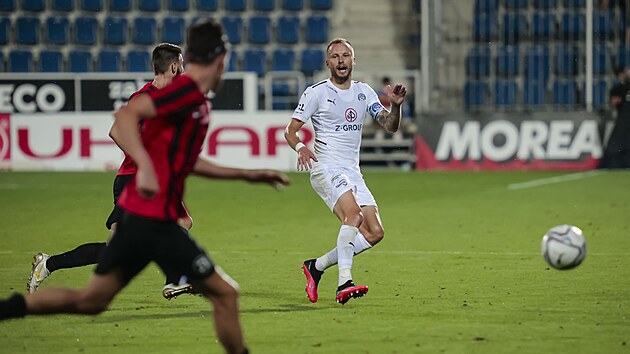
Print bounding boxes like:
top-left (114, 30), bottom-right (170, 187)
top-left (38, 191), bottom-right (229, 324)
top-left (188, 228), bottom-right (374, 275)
top-left (494, 79), bottom-right (518, 108)
top-left (81, 0), bottom-right (102, 12)
top-left (133, 17), bottom-right (157, 45)
top-left (0, 0), bottom-right (15, 11)
top-left (248, 16), bottom-right (271, 44)
top-left (127, 50), bottom-right (150, 72)
top-left (464, 80), bottom-right (489, 109)
top-left (109, 0), bottom-right (131, 11)
top-left (196, 0), bottom-right (218, 11)
top-left (225, 0), bottom-right (246, 12)
top-left (277, 15), bottom-right (300, 44)
top-left (553, 78), bottom-right (577, 106)
top-left (272, 48), bottom-right (295, 71)
top-left (0, 17), bottom-right (9, 45)
top-left (466, 45), bottom-right (491, 78)
top-left (138, 0), bottom-right (160, 12)
top-left (69, 50), bottom-right (92, 72)
top-left (162, 16), bottom-right (186, 45)
top-left (51, 0), bottom-right (73, 11)
top-left (23, 0), bottom-right (45, 12)
top-left (16, 16), bottom-right (40, 45)
top-left (300, 48), bottom-right (324, 75)
top-left (243, 48), bottom-right (266, 76)
top-left (167, 0), bottom-right (189, 11)
top-left (39, 50), bottom-right (63, 72)
top-left (103, 16), bottom-right (128, 45)
top-left (305, 15), bottom-right (329, 43)
top-left (311, 0), bottom-right (333, 11)
top-left (98, 49), bottom-right (122, 72)
top-left (46, 16), bottom-right (70, 45)
top-left (496, 45), bottom-right (519, 77)
top-left (74, 17), bottom-right (98, 45)
top-left (281, 0), bottom-right (303, 11)
top-left (9, 50), bottom-right (33, 72)
top-left (254, 0), bottom-right (275, 12)
top-left (221, 16), bottom-right (243, 44)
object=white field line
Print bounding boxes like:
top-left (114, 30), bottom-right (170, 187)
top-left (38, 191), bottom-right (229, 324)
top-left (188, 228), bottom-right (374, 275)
top-left (507, 170), bottom-right (604, 190)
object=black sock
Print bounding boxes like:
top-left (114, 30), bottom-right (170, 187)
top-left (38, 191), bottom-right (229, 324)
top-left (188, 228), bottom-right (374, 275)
top-left (164, 270), bottom-right (181, 285)
top-left (46, 242), bottom-right (107, 273)
top-left (0, 294), bottom-right (26, 320)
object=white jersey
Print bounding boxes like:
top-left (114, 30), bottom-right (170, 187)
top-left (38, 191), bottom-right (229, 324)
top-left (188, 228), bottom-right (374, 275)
top-left (292, 79), bottom-right (385, 170)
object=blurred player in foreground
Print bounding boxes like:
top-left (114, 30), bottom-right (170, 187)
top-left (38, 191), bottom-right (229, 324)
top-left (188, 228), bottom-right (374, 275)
top-left (1, 19), bottom-right (289, 354)
top-left (284, 38), bottom-right (407, 304)
top-left (27, 43), bottom-right (195, 300)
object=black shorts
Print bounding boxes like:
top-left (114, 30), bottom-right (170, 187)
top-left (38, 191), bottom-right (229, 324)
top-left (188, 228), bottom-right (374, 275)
top-left (105, 174), bottom-right (134, 230)
top-left (95, 211), bottom-right (215, 284)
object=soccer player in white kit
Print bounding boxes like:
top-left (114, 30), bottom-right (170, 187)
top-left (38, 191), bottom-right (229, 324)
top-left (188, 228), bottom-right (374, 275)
top-left (284, 38), bottom-right (407, 304)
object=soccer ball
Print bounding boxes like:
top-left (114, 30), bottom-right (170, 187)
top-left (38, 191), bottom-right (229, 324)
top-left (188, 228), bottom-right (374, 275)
top-left (541, 225), bottom-right (587, 270)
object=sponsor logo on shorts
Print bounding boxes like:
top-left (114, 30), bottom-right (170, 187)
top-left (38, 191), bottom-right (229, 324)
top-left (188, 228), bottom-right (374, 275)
top-left (331, 174), bottom-right (348, 188)
top-left (192, 255), bottom-right (212, 275)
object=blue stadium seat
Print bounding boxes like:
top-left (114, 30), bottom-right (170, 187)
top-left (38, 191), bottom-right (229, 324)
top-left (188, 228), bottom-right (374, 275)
top-left (494, 79), bottom-right (518, 108)
top-left (560, 12), bottom-right (585, 41)
top-left (98, 50), bottom-right (122, 72)
top-left (300, 48), bottom-right (324, 75)
top-left (532, 0), bottom-right (557, 8)
top-left (464, 80), bottom-right (489, 109)
top-left (0, 17), bottom-right (9, 45)
top-left (531, 12), bottom-right (555, 41)
top-left (277, 15), bottom-right (300, 44)
top-left (466, 46), bottom-right (491, 78)
top-left (109, 0), bottom-right (131, 11)
top-left (22, 0), bottom-right (45, 12)
top-left (248, 16), bottom-right (271, 44)
top-left (616, 44), bottom-right (630, 69)
top-left (197, 0), bottom-right (217, 11)
top-left (46, 16), bottom-right (69, 45)
top-left (104, 16), bottom-right (128, 45)
top-left (243, 49), bottom-right (266, 76)
top-left (473, 13), bottom-right (497, 42)
top-left (523, 79), bottom-right (546, 107)
top-left (562, 0), bottom-right (585, 7)
top-left (556, 44), bottom-right (580, 75)
top-left (474, 0), bottom-right (499, 13)
top-left (74, 17), bottom-right (97, 45)
top-left (593, 44), bottom-right (611, 75)
top-left (525, 44), bottom-right (550, 83)
top-left (281, 0), bottom-right (303, 11)
top-left (133, 17), bottom-right (156, 45)
top-left (305, 15), bottom-right (328, 44)
top-left (504, 0), bottom-right (528, 9)
top-left (553, 78), bottom-right (577, 106)
top-left (39, 50), bottom-right (63, 72)
top-left (51, 0), bottom-right (72, 11)
top-left (81, 0), bottom-right (102, 11)
top-left (221, 16), bottom-right (243, 44)
top-left (162, 16), bottom-right (185, 44)
top-left (138, 0), bottom-right (160, 11)
top-left (9, 50), bottom-right (33, 72)
top-left (0, 0), bottom-right (15, 11)
top-left (496, 45), bottom-right (519, 77)
top-left (593, 11), bottom-right (615, 41)
top-left (0, 52), bottom-right (4, 72)
top-left (311, 0), bottom-right (332, 10)
top-left (227, 50), bottom-right (239, 71)
top-left (272, 48), bottom-right (295, 71)
top-left (69, 50), bottom-right (92, 72)
top-left (591, 79), bottom-right (608, 109)
top-left (167, 0), bottom-right (189, 11)
top-left (254, 0), bottom-right (274, 11)
top-left (502, 12), bottom-right (527, 44)
top-left (225, 0), bottom-right (246, 11)
top-left (127, 50), bottom-right (150, 72)
top-left (16, 16), bottom-right (40, 45)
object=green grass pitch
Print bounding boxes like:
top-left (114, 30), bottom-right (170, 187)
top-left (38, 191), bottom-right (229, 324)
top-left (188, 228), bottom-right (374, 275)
top-left (0, 171), bottom-right (629, 353)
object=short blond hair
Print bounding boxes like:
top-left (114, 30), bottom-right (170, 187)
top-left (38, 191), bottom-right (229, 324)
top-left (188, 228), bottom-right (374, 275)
top-left (326, 38), bottom-right (354, 56)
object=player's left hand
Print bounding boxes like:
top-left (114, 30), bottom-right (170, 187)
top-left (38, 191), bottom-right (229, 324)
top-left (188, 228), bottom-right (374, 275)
top-left (388, 84), bottom-right (407, 106)
top-left (249, 169), bottom-right (291, 190)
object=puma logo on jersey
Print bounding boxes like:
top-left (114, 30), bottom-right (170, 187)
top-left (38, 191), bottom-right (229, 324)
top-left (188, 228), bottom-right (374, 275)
top-left (327, 98), bottom-right (336, 105)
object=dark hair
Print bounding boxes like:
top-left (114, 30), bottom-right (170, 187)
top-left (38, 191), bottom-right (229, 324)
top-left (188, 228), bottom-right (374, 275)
top-left (186, 19), bottom-right (228, 64)
top-left (151, 43), bottom-right (182, 75)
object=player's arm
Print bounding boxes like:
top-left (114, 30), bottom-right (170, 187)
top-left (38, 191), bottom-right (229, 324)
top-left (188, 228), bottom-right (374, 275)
top-left (284, 118), bottom-right (318, 171)
top-left (110, 95), bottom-right (159, 199)
top-left (375, 84), bottom-right (407, 133)
top-left (610, 85), bottom-right (624, 107)
top-left (192, 157), bottom-right (290, 189)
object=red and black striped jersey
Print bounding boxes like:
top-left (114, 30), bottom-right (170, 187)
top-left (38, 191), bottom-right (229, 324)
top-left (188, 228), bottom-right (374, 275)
top-left (117, 75), bottom-right (210, 221)
top-left (116, 81), bottom-right (157, 176)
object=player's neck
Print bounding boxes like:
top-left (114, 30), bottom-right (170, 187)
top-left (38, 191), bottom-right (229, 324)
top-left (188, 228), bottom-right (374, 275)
top-left (185, 65), bottom-right (215, 94)
top-left (330, 77), bottom-right (351, 90)
top-left (152, 75), bottom-right (170, 89)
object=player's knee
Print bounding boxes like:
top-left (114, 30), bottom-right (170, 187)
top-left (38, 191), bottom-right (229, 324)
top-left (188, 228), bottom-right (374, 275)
top-left (345, 210), bottom-right (363, 227)
top-left (76, 292), bottom-right (111, 314)
top-left (372, 226), bottom-right (385, 244)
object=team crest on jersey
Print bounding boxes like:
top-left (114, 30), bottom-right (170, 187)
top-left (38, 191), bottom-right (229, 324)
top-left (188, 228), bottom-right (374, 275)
top-left (345, 108), bottom-right (358, 122)
top-left (358, 93), bottom-right (366, 101)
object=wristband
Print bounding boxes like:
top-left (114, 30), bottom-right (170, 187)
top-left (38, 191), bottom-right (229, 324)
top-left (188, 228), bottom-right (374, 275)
top-left (294, 142), bottom-right (306, 152)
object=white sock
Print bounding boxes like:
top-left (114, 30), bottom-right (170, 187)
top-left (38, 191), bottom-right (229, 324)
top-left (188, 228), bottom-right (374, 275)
top-left (315, 231), bottom-right (372, 271)
top-left (178, 275), bottom-right (188, 286)
top-left (336, 225), bottom-right (358, 286)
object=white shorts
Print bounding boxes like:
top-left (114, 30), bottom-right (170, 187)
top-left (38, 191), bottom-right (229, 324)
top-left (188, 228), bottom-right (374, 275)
top-left (310, 166), bottom-right (377, 211)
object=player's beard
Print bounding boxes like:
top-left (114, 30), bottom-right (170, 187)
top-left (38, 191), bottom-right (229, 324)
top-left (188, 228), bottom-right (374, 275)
top-left (330, 66), bottom-right (352, 85)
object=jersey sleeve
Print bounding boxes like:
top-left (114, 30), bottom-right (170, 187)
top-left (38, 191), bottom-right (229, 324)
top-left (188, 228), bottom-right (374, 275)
top-left (292, 86), bottom-right (318, 122)
top-left (147, 77), bottom-right (205, 118)
top-left (365, 84), bottom-right (386, 119)
top-left (610, 83), bottom-right (624, 98)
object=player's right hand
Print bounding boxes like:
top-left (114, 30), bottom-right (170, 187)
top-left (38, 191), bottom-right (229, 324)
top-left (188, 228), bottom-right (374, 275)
top-left (136, 166), bottom-right (159, 199)
top-left (297, 146), bottom-right (318, 171)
